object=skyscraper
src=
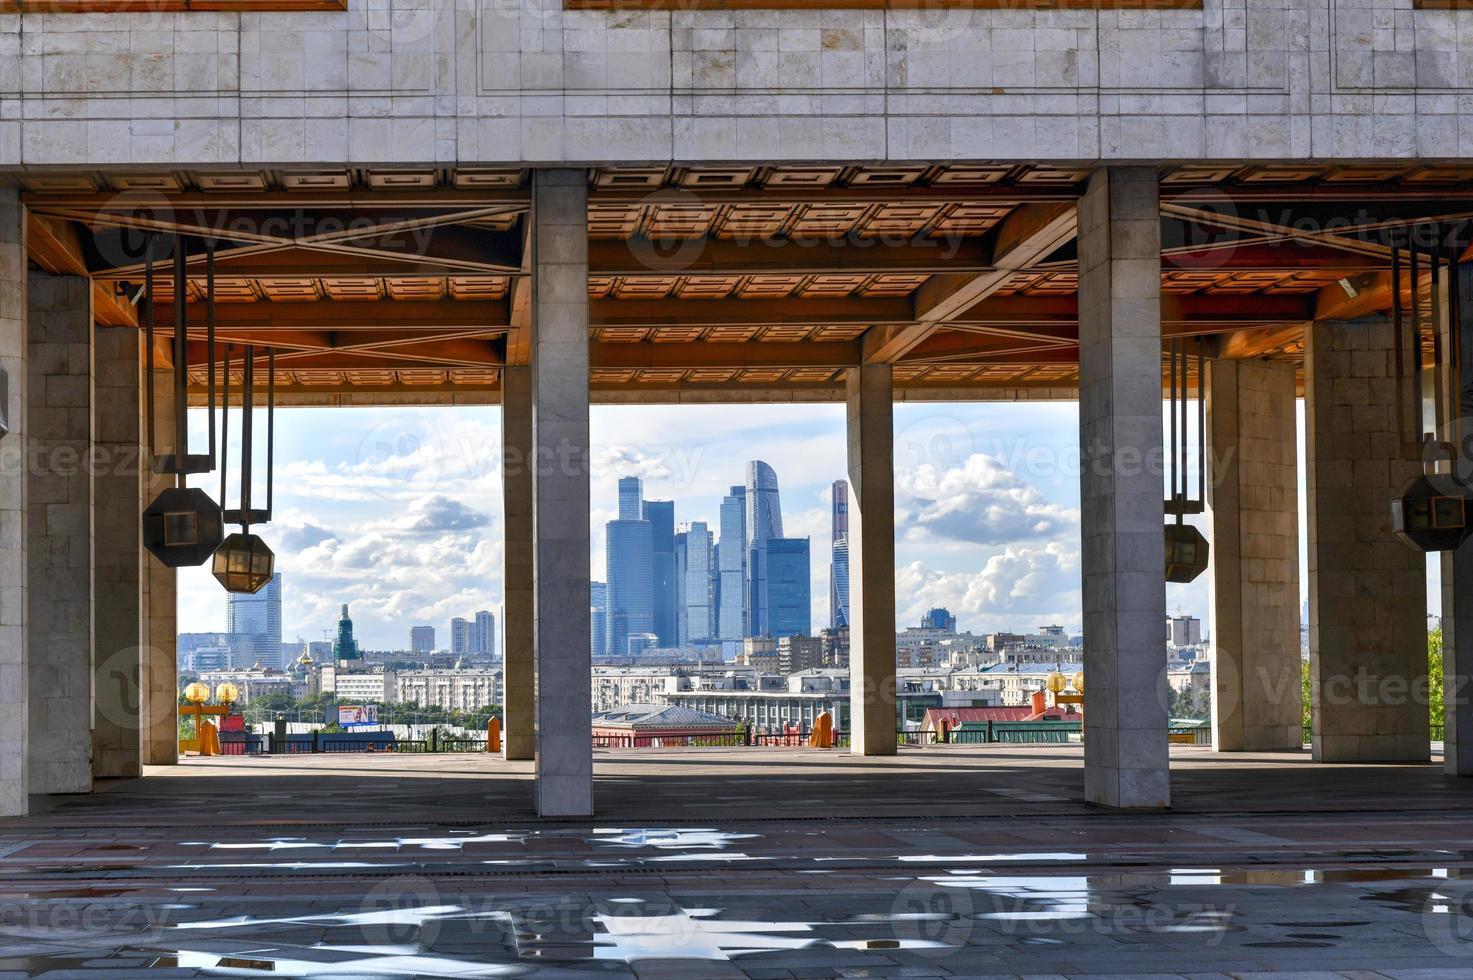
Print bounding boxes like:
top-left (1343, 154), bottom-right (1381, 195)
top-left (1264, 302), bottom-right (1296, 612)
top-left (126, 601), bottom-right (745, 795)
top-left (921, 607), bottom-right (958, 632)
top-left (744, 460), bottom-right (783, 637)
top-left (643, 499), bottom-right (677, 647)
top-left (717, 485), bottom-right (746, 643)
top-left (617, 476), bottom-right (642, 520)
top-left (676, 521), bottom-right (715, 645)
top-left (473, 610), bottom-right (496, 658)
top-left (590, 581), bottom-right (608, 657)
top-left (606, 477), bottom-right (654, 657)
top-left (451, 617), bottom-right (472, 656)
top-left (830, 479), bottom-right (850, 630)
top-left (227, 572), bottom-right (283, 668)
top-left (766, 537), bottom-right (811, 639)
top-left (410, 625), bottom-right (435, 653)
top-left (332, 603), bottom-right (359, 661)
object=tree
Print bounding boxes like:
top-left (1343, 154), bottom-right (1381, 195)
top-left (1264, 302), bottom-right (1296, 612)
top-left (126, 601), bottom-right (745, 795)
top-left (1429, 627), bottom-right (1444, 741)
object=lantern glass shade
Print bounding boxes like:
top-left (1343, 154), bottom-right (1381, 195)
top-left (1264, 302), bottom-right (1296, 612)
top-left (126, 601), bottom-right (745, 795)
top-left (144, 487), bottom-right (224, 567)
top-left (1045, 672), bottom-right (1066, 693)
top-left (1391, 474), bottom-right (1472, 552)
top-left (212, 532), bottom-right (276, 594)
top-left (184, 681), bottom-right (210, 704)
top-left (1164, 522), bottom-right (1210, 583)
top-left (215, 682), bottom-right (239, 704)
top-left (1071, 671), bottom-right (1085, 694)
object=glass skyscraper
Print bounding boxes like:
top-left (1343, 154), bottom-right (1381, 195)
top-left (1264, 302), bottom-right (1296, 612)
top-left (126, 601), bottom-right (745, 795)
top-left (606, 478), bottom-right (654, 657)
top-left (766, 538), bottom-right (811, 639)
top-left (717, 485), bottom-right (745, 642)
top-left (590, 581), bottom-right (607, 657)
top-left (643, 499), bottom-right (677, 647)
top-left (473, 610), bottom-right (495, 658)
top-left (743, 460), bottom-right (783, 637)
top-left (830, 479), bottom-right (850, 630)
top-left (676, 521), bottom-right (715, 645)
top-left (227, 571), bottom-right (283, 668)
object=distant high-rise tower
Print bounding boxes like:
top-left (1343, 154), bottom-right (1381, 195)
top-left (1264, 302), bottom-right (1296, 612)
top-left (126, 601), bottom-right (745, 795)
top-left (473, 610), bottom-right (496, 658)
top-left (830, 479), bottom-right (849, 630)
top-left (717, 485), bottom-right (746, 642)
top-left (590, 581), bottom-right (608, 657)
top-left (643, 499), bottom-right (677, 647)
top-left (617, 476), bottom-right (643, 520)
top-left (744, 461), bottom-right (784, 637)
top-left (676, 521), bottom-right (715, 645)
top-left (450, 617), bottom-right (472, 657)
top-left (333, 603), bottom-right (360, 661)
top-left (228, 572), bottom-right (284, 668)
top-left (410, 625), bottom-right (435, 653)
top-left (920, 607), bottom-right (957, 632)
top-left (766, 537), bottom-right (811, 639)
top-left (606, 477), bottom-right (654, 657)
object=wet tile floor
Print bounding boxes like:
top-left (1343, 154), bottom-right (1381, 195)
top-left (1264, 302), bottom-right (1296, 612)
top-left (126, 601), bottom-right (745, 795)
top-left (3, 811), bottom-right (1473, 977)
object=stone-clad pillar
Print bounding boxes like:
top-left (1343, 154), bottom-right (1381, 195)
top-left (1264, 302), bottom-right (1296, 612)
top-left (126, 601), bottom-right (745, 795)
top-left (26, 273), bottom-right (94, 795)
top-left (1207, 359), bottom-right (1303, 751)
top-left (1441, 266), bottom-right (1473, 776)
top-left (530, 170), bottom-right (592, 816)
top-left (141, 361), bottom-right (177, 766)
top-left (501, 364), bottom-right (535, 761)
top-left (0, 190), bottom-right (28, 815)
top-left (846, 363), bottom-right (897, 756)
top-left (93, 325), bottom-right (143, 779)
top-left (1306, 317), bottom-right (1428, 762)
top-left (1076, 167), bottom-right (1170, 809)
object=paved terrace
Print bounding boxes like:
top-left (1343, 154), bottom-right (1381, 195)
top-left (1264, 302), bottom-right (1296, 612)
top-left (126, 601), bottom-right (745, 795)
top-left (2, 745), bottom-right (1473, 977)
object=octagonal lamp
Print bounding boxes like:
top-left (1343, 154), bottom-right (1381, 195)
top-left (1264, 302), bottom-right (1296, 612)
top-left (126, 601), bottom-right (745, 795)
top-left (1164, 522), bottom-right (1210, 584)
top-left (215, 681), bottom-right (240, 705)
top-left (143, 487), bottom-right (224, 568)
top-left (183, 681), bottom-right (210, 704)
top-left (1391, 473), bottom-right (1473, 552)
top-left (211, 532), bottom-right (275, 594)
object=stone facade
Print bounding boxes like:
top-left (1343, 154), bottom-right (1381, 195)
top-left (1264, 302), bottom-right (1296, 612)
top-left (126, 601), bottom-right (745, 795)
top-left (0, 189), bottom-right (27, 816)
top-left (1207, 358), bottom-right (1302, 752)
top-left (92, 325), bottom-right (143, 779)
top-left (1306, 317), bottom-right (1429, 763)
top-left (8, 3), bottom-right (1473, 165)
top-left (501, 364), bottom-right (534, 761)
top-left (25, 272), bottom-right (93, 795)
top-left (1076, 167), bottom-right (1169, 809)
top-left (141, 367), bottom-right (178, 766)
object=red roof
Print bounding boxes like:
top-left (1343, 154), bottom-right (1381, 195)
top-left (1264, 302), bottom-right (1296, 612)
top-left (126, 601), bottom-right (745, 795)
top-left (923, 706), bottom-right (1068, 728)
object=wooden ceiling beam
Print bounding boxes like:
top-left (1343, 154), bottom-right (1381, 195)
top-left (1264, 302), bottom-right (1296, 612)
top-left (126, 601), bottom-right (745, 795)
top-left (148, 299), bottom-right (510, 332)
top-left (588, 235), bottom-right (994, 276)
top-left (590, 295), bottom-right (913, 328)
top-left (864, 201), bottom-right (1077, 364)
top-left (592, 340), bottom-right (860, 370)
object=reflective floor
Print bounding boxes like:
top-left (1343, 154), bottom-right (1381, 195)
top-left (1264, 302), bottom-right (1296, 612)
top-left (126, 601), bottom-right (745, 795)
top-left (2, 748), bottom-right (1472, 977)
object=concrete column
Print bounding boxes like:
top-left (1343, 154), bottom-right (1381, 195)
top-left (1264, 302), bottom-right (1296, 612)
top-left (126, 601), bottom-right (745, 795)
top-left (93, 325), bottom-right (143, 779)
top-left (530, 170), bottom-right (592, 817)
top-left (141, 363), bottom-right (177, 766)
top-left (1076, 167), bottom-right (1170, 809)
top-left (1440, 266), bottom-right (1473, 776)
top-left (0, 190), bottom-right (28, 816)
top-left (846, 363), bottom-right (897, 756)
top-left (25, 273), bottom-right (94, 795)
top-left (501, 364), bottom-right (535, 761)
top-left (1306, 317), bottom-right (1428, 762)
top-left (1206, 359), bottom-right (1303, 751)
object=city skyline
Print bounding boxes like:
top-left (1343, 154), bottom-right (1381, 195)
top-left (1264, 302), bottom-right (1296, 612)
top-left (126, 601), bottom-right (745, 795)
top-left (175, 402), bottom-right (1246, 649)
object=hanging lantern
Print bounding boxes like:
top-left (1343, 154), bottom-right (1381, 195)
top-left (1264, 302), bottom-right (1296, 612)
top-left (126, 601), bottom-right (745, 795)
top-left (213, 344), bottom-right (278, 594)
top-left (143, 486), bottom-right (225, 567)
top-left (1386, 231), bottom-right (1473, 554)
top-left (143, 237), bottom-right (225, 569)
top-left (1163, 340), bottom-right (1210, 583)
top-left (1165, 522), bottom-right (1211, 583)
top-left (212, 532), bottom-right (276, 594)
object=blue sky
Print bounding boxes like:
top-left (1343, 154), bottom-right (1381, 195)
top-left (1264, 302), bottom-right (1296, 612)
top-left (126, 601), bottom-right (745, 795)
top-left (179, 400), bottom-right (1440, 651)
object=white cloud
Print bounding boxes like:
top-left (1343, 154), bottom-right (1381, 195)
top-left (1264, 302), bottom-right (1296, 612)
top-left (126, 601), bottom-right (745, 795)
top-left (896, 454), bottom-right (1078, 548)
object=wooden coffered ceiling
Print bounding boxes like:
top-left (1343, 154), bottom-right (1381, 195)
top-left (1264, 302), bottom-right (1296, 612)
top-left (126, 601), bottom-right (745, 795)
top-left (11, 161), bottom-right (1469, 404)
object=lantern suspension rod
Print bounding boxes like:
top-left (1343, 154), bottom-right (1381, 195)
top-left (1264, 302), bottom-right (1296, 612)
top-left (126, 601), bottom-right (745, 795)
top-left (1429, 225), bottom-right (1446, 443)
top-left (174, 237), bottom-right (188, 489)
top-left (241, 344), bottom-right (255, 532)
top-left (1393, 242), bottom-right (1405, 449)
top-left (1169, 338), bottom-right (1178, 512)
top-left (207, 243), bottom-right (217, 459)
top-left (1197, 346), bottom-right (1206, 506)
top-left (144, 245), bottom-right (156, 465)
top-left (266, 347), bottom-right (275, 522)
top-left (1411, 240), bottom-right (1424, 443)
top-left (1179, 341), bottom-right (1189, 506)
top-left (220, 344), bottom-right (231, 513)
